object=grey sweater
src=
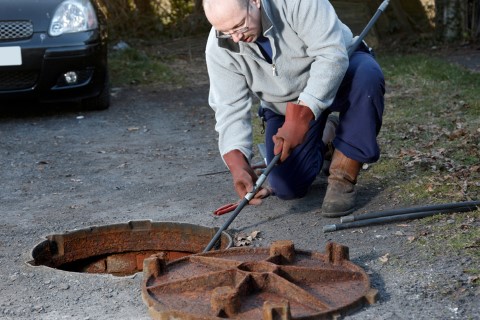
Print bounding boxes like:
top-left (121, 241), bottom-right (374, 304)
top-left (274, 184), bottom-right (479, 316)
top-left (205, 0), bottom-right (354, 160)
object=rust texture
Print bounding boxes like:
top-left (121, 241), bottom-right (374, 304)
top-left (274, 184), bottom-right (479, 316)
top-left (29, 221), bottom-right (232, 276)
top-left (142, 240), bottom-right (376, 319)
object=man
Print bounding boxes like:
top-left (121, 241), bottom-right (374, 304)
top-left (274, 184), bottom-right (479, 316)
top-left (203, 0), bottom-right (385, 217)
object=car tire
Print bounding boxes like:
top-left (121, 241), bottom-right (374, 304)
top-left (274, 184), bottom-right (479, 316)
top-left (82, 72), bottom-right (110, 110)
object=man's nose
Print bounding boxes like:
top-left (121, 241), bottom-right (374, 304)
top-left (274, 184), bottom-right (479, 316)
top-left (231, 33), bottom-right (243, 43)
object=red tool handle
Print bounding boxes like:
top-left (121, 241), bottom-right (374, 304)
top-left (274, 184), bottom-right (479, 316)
top-left (213, 202), bottom-right (239, 215)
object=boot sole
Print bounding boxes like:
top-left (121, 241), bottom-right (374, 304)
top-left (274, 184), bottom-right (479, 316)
top-left (321, 207), bottom-right (355, 218)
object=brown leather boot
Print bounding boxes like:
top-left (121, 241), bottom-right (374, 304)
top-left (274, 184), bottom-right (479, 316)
top-left (321, 149), bottom-right (361, 217)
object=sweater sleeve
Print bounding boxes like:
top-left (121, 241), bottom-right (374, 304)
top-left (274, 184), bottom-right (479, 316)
top-left (205, 31), bottom-right (254, 162)
top-left (290, 0), bottom-right (351, 119)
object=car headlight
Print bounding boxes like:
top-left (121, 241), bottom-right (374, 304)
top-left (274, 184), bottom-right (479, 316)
top-left (49, 0), bottom-right (98, 36)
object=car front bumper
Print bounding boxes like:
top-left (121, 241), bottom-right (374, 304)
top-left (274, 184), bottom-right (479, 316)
top-left (0, 30), bottom-right (107, 103)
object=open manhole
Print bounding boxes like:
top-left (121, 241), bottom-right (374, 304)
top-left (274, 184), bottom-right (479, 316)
top-left (142, 240), bottom-right (377, 319)
top-left (28, 220), bottom-right (232, 276)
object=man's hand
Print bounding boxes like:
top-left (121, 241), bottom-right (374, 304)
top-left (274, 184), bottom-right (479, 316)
top-left (273, 101), bottom-right (314, 162)
top-left (223, 149), bottom-right (270, 205)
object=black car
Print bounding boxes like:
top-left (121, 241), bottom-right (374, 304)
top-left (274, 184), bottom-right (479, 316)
top-left (0, 0), bottom-right (110, 110)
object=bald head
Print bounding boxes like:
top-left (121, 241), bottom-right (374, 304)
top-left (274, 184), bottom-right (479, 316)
top-left (203, 0), bottom-right (248, 30)
top-left (203, 0), bottom-right (262, 43)
top-left (203, 0), bottom-right (248, 14)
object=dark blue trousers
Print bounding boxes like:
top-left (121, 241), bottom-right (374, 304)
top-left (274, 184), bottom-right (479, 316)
top-left (259, 47), bottom-right (385, 200)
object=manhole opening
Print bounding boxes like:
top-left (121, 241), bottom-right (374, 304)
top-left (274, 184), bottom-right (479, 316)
top-left (28, 220), bottom-right (232, 277)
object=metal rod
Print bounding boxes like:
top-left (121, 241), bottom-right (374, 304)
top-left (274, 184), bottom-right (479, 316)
top-left (341, 200), bottom-right (480, 223)
top-left (323, 201), bottom-right (479, 233)
top-left (348, 0), bottom-right (390, 56)
top-left (197, 170), bottom-right (230, 177)
top-left (204, 153), bottom-right (281, 252)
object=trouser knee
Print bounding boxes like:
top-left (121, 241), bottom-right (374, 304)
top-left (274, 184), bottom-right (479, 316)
top-left (258, 107), bottom-right (325, 200)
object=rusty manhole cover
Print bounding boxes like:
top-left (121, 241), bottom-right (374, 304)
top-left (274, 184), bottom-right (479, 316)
top-left (142, 240), bottom-right (377, 319)
top-left (28, 220), bottom-right (232, 276)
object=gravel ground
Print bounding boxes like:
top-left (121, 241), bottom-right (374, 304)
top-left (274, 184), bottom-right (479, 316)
top-left (439, 46), bottom-right (480, 73)
top-left (0, 47), bottom-right (479, 319)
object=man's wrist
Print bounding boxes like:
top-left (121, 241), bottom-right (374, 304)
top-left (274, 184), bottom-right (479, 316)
top-left (223, 149), bottom-right (249, 171)
top-left (286, 101), bottom-right (314, 123)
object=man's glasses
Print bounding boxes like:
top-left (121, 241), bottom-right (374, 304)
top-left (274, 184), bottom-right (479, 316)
top-left (215, 2), bottom-right (250, 39)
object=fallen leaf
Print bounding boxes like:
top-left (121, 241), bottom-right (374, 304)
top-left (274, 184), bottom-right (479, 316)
top-left (464, 238), bottom-right (480, 249)
top-left (470, 165), bottom-right (480, 173)
top-left (236, 240), bottom-right (251, 247)
top-left (467, 275), bottom-right (479, 284)
top-left (407, 236), bottom-right (416, 243)
top-left (379, 253), bottom-right (390, 264)
top-left (236, 234), bottom-right (246, 241)
top-left (351, 229), bottom-right (364, 234)
top-left (250, 230), bottom-right (260, 239)
top-left (234, 231), bottom-right (262, 247)
top-left (448, 128), bottom-right (466, 140)
top-left (127, 127), bottom-right (139, 131)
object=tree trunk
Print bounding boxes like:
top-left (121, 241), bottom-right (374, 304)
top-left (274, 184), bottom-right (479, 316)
top-left (469, 0), bottom-right (480, 39)
top-left (194, 0), bottom-right (203, 14)
top-left (435, 0), bottom-right (464, 41)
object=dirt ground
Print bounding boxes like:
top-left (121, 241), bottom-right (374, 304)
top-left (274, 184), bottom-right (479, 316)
top-left (0, 42), bottom-right (479, 320)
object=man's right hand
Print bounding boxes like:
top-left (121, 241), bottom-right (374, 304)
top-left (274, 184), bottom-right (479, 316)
top-left (272, 101), bottom-right (314, 162)
top-left (223, 149), bottom-right (269, 205)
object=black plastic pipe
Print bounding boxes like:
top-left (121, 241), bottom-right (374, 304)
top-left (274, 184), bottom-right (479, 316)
top-left (323, 201), bottom-right (480, 233)
top-left (340, 200), bottom-right (480, 223)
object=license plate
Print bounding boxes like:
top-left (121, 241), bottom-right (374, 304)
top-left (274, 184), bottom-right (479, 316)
top-left (0, 46), bottom-right (22, 66)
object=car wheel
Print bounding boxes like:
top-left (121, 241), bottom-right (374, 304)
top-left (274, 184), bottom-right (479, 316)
top-left (82, 73), bottom-right (110, 110)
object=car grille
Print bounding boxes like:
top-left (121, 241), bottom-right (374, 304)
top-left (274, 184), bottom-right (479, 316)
top-left (0, 71), bottom-right (37, 90)
top-left (0, 21), bottom-right (34, 41)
